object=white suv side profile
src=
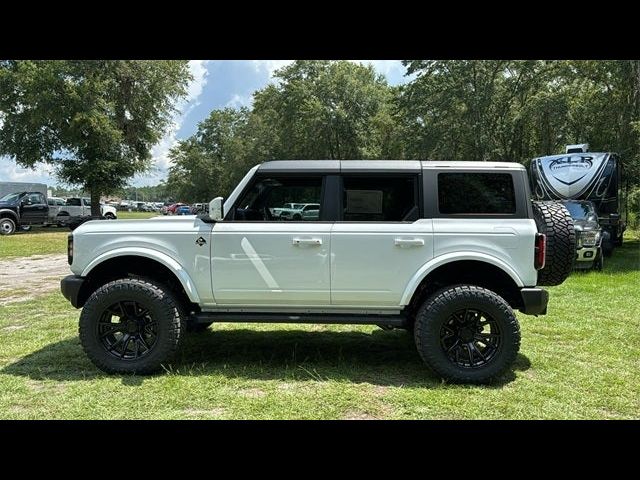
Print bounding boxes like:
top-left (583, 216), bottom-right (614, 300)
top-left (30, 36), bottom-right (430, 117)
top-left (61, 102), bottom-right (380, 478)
top-left (61, 160), bottom-right (575, 383)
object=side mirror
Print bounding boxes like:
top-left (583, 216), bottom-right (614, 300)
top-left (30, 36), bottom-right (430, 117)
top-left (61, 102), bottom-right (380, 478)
top-left (209, 197), bottom-right (224, 222)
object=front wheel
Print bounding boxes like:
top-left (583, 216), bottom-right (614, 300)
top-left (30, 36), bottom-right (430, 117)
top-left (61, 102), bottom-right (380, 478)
top-left (79, 278), bottom-right (185, 374)
top-left (414, 285), bottom-right (521, 384)
top-left (104, 212), bottom-right (116, 220)
top-left (0, 218), bottom-right (16, 235)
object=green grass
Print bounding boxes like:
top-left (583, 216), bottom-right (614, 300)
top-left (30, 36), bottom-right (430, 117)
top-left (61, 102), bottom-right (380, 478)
top-left (116, 211), bottom-right (160, 219)
top-left (0, 229), bottom-right (68, 258)
top-left (0, 211), bottom-right (159, 258)
top-left (0, 234), bottom-right (638, 419)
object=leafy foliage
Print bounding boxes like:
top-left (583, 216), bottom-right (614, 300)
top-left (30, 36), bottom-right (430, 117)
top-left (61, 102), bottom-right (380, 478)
top-left (0, 60), bottom-right (192, 214)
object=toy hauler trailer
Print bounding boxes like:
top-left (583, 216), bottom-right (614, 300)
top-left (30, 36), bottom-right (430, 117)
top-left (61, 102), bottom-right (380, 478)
top-left (530, 144), bottom-right (627, 253)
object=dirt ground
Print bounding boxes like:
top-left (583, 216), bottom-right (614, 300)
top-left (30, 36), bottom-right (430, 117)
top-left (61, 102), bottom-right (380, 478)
top-left (0, 254), bottom-right (70, 305)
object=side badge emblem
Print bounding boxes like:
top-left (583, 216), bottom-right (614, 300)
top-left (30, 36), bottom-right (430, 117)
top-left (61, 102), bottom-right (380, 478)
top-left (196, 236), bottom-right (207, 246)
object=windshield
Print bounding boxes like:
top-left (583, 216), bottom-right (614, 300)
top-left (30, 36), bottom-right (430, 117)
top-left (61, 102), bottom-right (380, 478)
top-left (564, 202), bottom-right (595, 220)
top-left (0, 192), bottom-right (24, 202)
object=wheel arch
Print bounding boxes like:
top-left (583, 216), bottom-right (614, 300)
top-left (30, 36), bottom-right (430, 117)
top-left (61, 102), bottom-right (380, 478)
top-left (79, 249), bottom-right (200, 308)
top-left (402, 253), bottom-right (524, 313)
top-left (0, 209), bottom-right (19, 221)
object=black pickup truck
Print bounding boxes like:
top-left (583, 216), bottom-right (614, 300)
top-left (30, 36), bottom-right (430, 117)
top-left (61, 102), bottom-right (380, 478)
top-left (0, 191), bottom-right (49, 235)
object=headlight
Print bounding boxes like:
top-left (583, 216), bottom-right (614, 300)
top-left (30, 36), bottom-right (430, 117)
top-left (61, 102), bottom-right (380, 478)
top-left (581, 231), bottom-right (598, 246)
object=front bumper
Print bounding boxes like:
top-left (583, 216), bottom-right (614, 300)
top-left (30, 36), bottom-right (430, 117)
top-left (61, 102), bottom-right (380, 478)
top-left (60, 275), bottom-right (87, 308)
top-left (576, 245), bottom-right (599, 266)
top-left (519, 288), bottom-right (549, 316)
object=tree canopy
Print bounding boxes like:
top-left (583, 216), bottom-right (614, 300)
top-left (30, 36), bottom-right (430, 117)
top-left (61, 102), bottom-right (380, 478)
top-left (0, 60), bottom-right (192, 215)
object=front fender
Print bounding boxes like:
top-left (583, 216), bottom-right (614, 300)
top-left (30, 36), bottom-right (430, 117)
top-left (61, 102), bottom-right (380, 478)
top-left (80, 247), bottom-right (201, 303)
top-left (399, 251), bottom-right (525, 306)
top-left (0, 209), bottom-right (19, 220)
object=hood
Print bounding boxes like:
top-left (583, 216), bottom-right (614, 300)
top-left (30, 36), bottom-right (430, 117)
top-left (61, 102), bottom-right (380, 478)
top-left (73, 215), bottom-right (202, 234)
top-left (573, 219), bottom-right (600, 231)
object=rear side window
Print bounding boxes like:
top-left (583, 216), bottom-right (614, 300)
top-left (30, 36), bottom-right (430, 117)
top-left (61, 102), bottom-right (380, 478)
top-left (438, 173), bottom-right (516, 214)
top-left (341, 176), bottom-right (419, 222)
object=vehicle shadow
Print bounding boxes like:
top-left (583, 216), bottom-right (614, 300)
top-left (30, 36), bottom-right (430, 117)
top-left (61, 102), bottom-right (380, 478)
top-left (2, 328), bottom-right (531, 388)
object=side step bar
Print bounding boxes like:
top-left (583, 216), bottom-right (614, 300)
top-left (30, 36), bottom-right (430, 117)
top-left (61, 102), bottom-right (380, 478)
top-left (191, 312), bottom-right (408, 327)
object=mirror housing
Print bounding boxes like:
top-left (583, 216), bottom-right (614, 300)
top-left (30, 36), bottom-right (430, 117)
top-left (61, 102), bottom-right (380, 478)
top-left (210, 197), bottom-right (224, 222)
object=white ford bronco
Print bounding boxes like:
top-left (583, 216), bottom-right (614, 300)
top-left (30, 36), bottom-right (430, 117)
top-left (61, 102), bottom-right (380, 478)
top-left (61, 160), bottom-right (575, 383)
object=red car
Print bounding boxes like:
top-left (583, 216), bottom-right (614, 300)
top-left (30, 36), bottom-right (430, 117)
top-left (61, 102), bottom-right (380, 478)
top-left (165, 203), bottom-right (186, 215)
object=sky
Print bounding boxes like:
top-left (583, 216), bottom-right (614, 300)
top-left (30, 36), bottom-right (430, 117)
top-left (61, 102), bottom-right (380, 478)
top-left (0, 60), bottom-right (412, 188)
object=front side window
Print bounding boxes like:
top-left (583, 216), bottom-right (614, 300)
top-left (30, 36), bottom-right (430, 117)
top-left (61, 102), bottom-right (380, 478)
top-left (438, 173), bottom-right (516, 215)
top-left (341, 176), bottom-right (419, 222)
top-left (26, 193), bottom-right (44, 204)
top-left (233, 177), bottom-right (323, 221)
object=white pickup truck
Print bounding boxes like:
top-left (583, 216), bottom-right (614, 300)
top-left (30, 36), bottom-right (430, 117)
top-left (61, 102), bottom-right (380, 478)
top-left (60, 160), bottom-right (575, 383)
top-left (51, 197), bottom-right (117, 226)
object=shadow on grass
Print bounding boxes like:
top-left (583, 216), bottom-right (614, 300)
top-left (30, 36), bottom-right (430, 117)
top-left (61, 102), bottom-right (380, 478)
top-left (2, 328), bottom-right (530, 388)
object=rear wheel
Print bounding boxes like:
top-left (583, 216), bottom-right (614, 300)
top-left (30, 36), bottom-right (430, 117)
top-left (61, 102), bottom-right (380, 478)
top-left (104, 212), bottom-right (116, 219)
top-left (79, 278), bottom-right (185, 374)
top-left (414, 285), bottom-right (521, 384)
top-left (0, 218), bottom-right (16, 235)
top-left (20, 225), bottom-right (32, 232)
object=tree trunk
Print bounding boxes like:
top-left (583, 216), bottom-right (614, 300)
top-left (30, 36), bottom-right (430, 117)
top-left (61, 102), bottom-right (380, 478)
top-left (90, 189), bottom-right (101, 218)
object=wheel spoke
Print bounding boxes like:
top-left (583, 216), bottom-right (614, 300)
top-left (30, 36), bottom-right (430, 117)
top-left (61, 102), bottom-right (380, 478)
top-left (446, 339), bottom-right (460, 354)
top-left (107, 335), bottom-right (125, 352)
top-left (121, 336), bottom-right (132, 358)
top-left (138, 336), bottom-right (150, 352)
top-left (465, 343), bottom-right (475, 365)
top-left (99, 324), bottom-right (124, 338)
top-left (470, 342), bottom-right (487, 362)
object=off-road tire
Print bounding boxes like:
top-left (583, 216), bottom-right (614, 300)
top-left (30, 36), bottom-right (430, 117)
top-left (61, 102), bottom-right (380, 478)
top-left (79, 278), bottom-right (185, 374)
top-left (414, 285), bottom-right (521, 384)
top-left (531, 201), bottom-right (575, 286)
top-left (0, 217), bottom-right (16, 235)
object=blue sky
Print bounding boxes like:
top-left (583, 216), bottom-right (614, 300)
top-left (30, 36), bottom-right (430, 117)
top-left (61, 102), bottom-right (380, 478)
top-left (0, 60), bottom-right (412, 187)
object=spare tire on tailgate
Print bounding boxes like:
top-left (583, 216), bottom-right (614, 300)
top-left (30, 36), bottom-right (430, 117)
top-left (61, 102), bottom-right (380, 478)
top-left (531, 201), bottom-right (575, 286)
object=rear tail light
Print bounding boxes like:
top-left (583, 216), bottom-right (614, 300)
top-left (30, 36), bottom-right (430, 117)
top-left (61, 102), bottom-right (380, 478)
top-left (67, 234), bottom-right (73, 265)
top-left (534, 233), bottom-right (546, 270)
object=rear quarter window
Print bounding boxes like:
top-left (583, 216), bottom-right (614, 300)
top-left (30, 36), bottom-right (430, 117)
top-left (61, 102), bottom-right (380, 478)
top-left (438, 172), bottom-right (516, 214)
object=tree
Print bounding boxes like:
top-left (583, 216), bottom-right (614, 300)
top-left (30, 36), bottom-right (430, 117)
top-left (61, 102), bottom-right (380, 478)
top-left (0, 60), bottom-right (191, 215)
top-left (166, 108), bottom-right (252, 202)
top-left (251, 60), bottom-right (398, 160)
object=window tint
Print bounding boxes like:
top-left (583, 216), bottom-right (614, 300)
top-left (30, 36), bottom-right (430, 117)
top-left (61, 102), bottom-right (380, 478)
top-left (342, 176), bottom-right (418, 222)
top-left (66, 198), bottom-right (81, 206)
top-left (233, 177), bottom-right (323, 221)
top-left (26, 193), bottom-right (43, 204)
top-left (438, 173), bottom-right (516, 214)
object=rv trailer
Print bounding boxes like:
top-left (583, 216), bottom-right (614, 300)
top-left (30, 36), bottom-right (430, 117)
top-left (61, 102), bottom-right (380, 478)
top-left (530, 144), bottom-right (627, 254)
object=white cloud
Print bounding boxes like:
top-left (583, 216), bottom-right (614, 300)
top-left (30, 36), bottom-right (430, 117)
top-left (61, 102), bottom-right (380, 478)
top-left (0, 159), bottom-right (57, 186)
top-left (225, 93), bottom-right (252, 109)
top-left (251, 60), bottom-right (294, 78)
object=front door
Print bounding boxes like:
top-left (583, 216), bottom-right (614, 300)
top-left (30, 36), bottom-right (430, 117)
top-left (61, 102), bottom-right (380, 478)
top-left (211, 175), bottom-right (331, 306)
top-left (20, 193), bottom-right (48, 224)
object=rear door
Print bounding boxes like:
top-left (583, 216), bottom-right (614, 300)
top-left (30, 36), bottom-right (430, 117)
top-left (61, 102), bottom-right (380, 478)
top-left (211, 174), bottom-right (332, 306)
top-left (330, 170), bottom-right (433, 307)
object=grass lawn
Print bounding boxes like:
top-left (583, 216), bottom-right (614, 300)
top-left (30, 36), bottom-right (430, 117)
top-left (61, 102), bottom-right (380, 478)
top-left (0, 232), bottom-right (638, 419)
top-left (0, 211), bottom-right (159, 259)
